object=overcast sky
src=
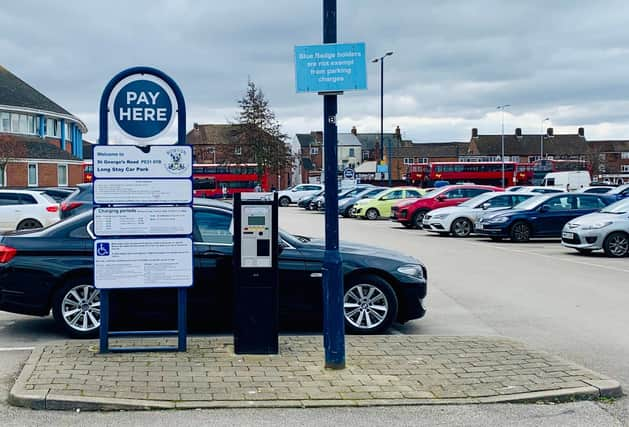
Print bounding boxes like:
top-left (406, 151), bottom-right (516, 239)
top-left (2, 0), bottom-right (629, 144)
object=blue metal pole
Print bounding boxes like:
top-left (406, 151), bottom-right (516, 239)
top-left (322, 0), bottom-right (345, 370)
top-left (178, 288), bottom-right (187, 351)
top-left (99, 289), bottom-right (109, 353)
top-left (60, 119), bottom-right (66, 152)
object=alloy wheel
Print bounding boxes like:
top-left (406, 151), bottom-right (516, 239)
top-left (452, 218), bottom-right (472, 237)
top-left (61, 284), bottom-right (101, 332)
top-left (343, 284), bottom-right (389, 330)
top-left (511, 222), bottom-right (531, 242)
top-left (605, 233), bottom-right (629, 257)
top-left (366, 208), bottom-right (378, 220)
top-left (17, 219), bottom-right (42, 230)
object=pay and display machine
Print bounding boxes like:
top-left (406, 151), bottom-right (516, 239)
top-left (233, 192), bottom-right (279, 354)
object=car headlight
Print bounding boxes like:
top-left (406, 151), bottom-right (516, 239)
top-left (397, 265), bottom-right (424, 279)
top-left (582, 221), bottom-right (613, 230)
top-left (431, 213), bottom-right (448, 220)
top-left (487, 216), bottom-right (509, 223)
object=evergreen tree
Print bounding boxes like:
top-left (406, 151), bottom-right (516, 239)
top-left (236, 80), bottom-right (293, 187)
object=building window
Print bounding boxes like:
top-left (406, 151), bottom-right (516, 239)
top-left (46, 118), bottom-right (61, 137)
top-left (57, 164), bottom-right (68, 186)
top-left (0, 112), bottom-right (9, 131)
top-left (403, 158), bottom-right (413, 165)
top-left (234, 146), bottom-right (242, 155)
top-left (349, 148), bottom-right (355, 157)
top-left (414, 157), bottom-right (428, 164)
top-left (28, 163), bottom-right (38, 187)
top-left (66, 123), bottom-right (72, 141)
top-left (310, 147), bottom-right (319, 155)
top-left (622, 165), bottom-right (629, 173)
top-left (0, 167), bottom-right (4, 187)
top-left (621, 152), bottom-right (629, 160)
top-left (363, 151), bottom-right (369, 160)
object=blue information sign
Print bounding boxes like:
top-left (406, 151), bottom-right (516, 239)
top-left (295, 42), bottom-right (367, 93)
top-left (110, 78), bottom-right (175, 141)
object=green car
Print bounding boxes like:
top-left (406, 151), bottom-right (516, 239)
top-left (352, 186), bottom-right (425, 220)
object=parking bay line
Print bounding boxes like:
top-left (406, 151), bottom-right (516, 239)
top-left (0, 346), bottom-right (35, 352)
top-left (467, 240), bottom-right (629, 274)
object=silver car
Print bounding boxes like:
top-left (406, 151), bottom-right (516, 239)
top-left (561, 198), bottom-right (629, 257)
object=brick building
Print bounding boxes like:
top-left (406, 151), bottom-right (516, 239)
top-left (186, 123), bottom-right (293, 189)
top-left (0, 65), bottom-right (86, 187)
top-left (587, 139), bottom-right (629, 183)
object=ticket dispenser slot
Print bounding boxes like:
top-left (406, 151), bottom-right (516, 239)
top-left (233, 192), bottom-right (279, 354)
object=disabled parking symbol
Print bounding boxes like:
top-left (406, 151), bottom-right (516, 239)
top-left (96, 242), bottom-right (110, 256)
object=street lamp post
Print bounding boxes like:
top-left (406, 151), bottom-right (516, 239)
top-left (496, 104), bottom-right (510, 188)
top-left (372, 51), bottom-right (394, 186)
top-left (540, 117), bottom-right (550, 159)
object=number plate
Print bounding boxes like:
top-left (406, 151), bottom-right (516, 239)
top-left (562, 231), bottom-right (574, 239)
top-left (475, 223), bottom-right (483, 230)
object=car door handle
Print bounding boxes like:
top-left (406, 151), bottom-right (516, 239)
top-left (201, 250), bottom-right (227, 256)
top-left (310, 272), bottom-right (322, 278)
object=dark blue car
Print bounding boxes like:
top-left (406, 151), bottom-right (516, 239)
top-left (474, 193), bottom-right (616, 242)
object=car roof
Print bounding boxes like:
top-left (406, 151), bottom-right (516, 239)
top-left (0, 189), bottom-right (46, 195)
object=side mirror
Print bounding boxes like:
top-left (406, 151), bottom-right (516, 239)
top-left (482, 202), bottom-right (491, 210)
top-left (278, 241), bottom-right (287, 254)
top-left (436, 195), bottom-right (445, 201)
top-left (539, 205), bottom-right (550, 213)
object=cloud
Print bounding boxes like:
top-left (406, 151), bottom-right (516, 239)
top-left (2, 0), bottom-right (629, 144)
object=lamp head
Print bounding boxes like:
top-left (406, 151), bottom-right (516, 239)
top-left (371, 58), bottom-right (379, 63)
top-left (385, 51), bottom-right (394, 57)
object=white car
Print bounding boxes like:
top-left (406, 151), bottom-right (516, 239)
top-left (561, 198), bottom-right (629, 257)
top-left (0, 189), bottom-right (60, 232)
top-left (512, 186), bottom-right (566, 194)
top-left (422, 192), bottom-right (536, 237)
top-left (276, 184), bottom-right (324, 207)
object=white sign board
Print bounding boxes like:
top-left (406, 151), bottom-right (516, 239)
top-left (94, 206), bottom-right (192, 236)
top-left (94, 238), bottom-right (193, 289)
top-left (94, 179), bottom-right (192, 204)
top-left (93, 145), bottom-right (192, 179)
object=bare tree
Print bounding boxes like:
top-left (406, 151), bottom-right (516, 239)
top-left (235, 80), bottom-right (293, 185)
top-left (0, 136), bottom-right (27, 186)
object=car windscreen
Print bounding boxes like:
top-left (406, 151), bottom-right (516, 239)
top-left (512, 194), bottom-right (551, 210)
top-left (421, 188), bottom-right (443, 198)
top-left (600, 198), bottom-right (629, 214)
top-left (458, 192), bottom-right (496, 208)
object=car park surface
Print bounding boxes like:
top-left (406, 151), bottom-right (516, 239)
top-left (0, 199), bottom-right (427, 338)
top-left (475, 193), bottom-right (616, 242)
top-left (391, 184), bottom-right (502, 228)
top-left (0, 189), bottom-right (60, 232)
top-left (561, 197), bottom-right (629, 257)
top-left (352, 186), bottom-right (424, 220)
top-left (422, 191), bottom-right (536, 237)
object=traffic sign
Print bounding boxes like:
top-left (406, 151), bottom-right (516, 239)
top-left (94, 178), bottom-right (192, 205)
top-left (108, 76), bottom-right (176, 142)
top-left (93, 145), bottom-right (192, 179)
top-left (94, 206), bottom-right (193, 236)
top-left (295, 42), bottom-right (367, 93)
top-left (343, 167), bottom-right (355, 179)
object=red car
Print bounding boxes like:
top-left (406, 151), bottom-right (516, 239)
top-left (391, 184), bottom-right (503, 228)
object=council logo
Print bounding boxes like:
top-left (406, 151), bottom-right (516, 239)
top-left (165, 148), bottom-right (188, 174)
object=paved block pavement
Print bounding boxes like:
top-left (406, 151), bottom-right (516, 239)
top-left (9, 335), bottom-right (622, 410)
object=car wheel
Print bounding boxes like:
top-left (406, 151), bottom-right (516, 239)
top-left (279, 196), bottom-right (290, 207)
top-left (603, 232), bottom-right (629, 257)
top-left (510, 221), bottom-right (531, 243)
top-left (451, 218), bottom-right (472, 237)
top-left (341, 206), bottom-right (353, 217)
top-left (52, 278), bottom-right (100, 339)
top-left (343, 274), bottom-right (398, 334)
top-left (365, 208), bottom-right (379, 220)
top-left (16, 218), bottom-right (43, 230)
top-left (412, 210), bottom-right (428, 229)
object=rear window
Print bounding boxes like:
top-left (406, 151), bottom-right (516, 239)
top-left (66, 187), bottom-right (93, 202)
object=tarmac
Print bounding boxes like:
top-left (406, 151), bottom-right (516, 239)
top-left (9, 335), bottom-right (622, 411)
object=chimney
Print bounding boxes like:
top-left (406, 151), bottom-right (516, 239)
top-left (351, 126), bottom-right (357, 135)
top-left (471, 128), bottom-right (478, 138)
top-left (515, 128), bottom-right (522, 138)
top-left (547, 127), bottom-right (554, 137)
top-left (193, 122), bottom-right (199, 130)
top-left (395, 126), bottom-right (401, 138)
top-left (578, 127), bottom-right (585, 137)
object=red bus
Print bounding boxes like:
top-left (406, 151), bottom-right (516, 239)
top-left (406, 163), bottom-right (430, 185)
top-left (532, 159), bottom-right (590, 185)
top-left (192, 163), bottom-right (269, 198)
top-left (515, 162), bottom-right (534, 185)
top-left (83, 160), bottom-right (93, 183)
top-left (430, 161), bottom-right (518, 187)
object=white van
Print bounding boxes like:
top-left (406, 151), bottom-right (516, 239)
top-left (542, 171), bottom-right (591, 191)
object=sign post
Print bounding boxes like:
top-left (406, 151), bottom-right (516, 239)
top-left (96, 66), bottom-right (191, 353)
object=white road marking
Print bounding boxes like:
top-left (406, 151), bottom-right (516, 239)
top-left (0, 346), bottom-right (35, 352)
top-left (468, 240), bottom-right (629, 274)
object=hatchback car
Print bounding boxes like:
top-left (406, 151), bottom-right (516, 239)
top-left (276, 184), bottom-right (324, 207)
top-left (338, 187), bottom-right (386, 217)
top-left (422, 192), bottom-right (536, 237)
top-left (391, 185), bottom-right (502, 228)
top-left (561, 198), bottom-right (629, 257)
top-left (60, 183), bottom-right (93, 219)
top-left (352, 186), bottom-right (424, 220)
top-left (0, 189), bottom-right (60, 232)
top-left (0, 200), bottom-right (427, 338)
top-left (316, 184), bottom-right (375, 211)
top-left (475, 193), bottom-right (616, 242)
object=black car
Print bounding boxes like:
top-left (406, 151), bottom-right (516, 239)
top-left (0, 200), bottom-right (427, 338)
top-left (297, 190), bottom-right (324, 209)
top-left (60, 183), bottom-right (93, 219)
